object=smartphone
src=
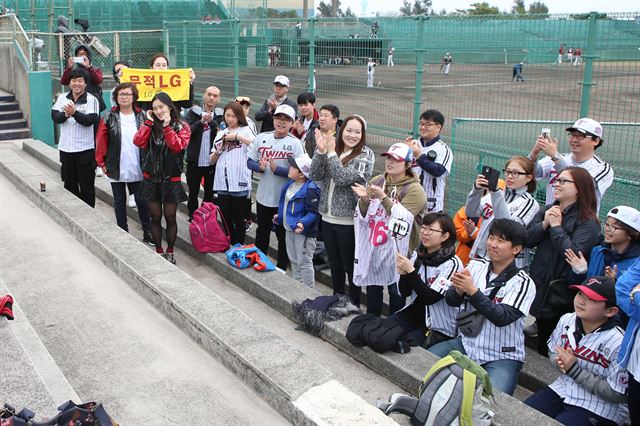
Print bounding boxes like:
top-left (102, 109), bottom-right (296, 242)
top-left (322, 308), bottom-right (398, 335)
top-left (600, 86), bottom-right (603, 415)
top-left (388, 217), bottom-right (410, 239)
top-left (541, 128), bottom-right (551, 139)
top-left (73, 56), bottom-right (85, 64)
top-left (481, 165), bottom-right (500, 192)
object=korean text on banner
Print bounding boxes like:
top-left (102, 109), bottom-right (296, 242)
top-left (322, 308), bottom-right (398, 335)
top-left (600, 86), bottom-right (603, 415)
top-left (120, 68), bottom-right (191, 102)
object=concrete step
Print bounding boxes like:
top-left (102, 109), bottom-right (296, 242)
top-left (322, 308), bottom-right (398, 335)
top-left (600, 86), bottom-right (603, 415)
top-left (0, 142), bottom-right (398, 426)
top-left (15, 141), bottom-right (560, 425)
top-left (0, 110), bottom-right (23, 121)
top-left (22, 139), bottom-right (561, 400)
top-left (0, 101), bottom-right (19, 112)
top-left (0, 128), bottom-right (31, 141)
top-left (0, 91), bottom-right (15, 102)
top-left (0, 118), bottom-right (28, 130)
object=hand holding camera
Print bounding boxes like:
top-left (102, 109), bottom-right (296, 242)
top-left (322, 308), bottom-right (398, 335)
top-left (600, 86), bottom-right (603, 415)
top-left (477, 166), bottom-right (500, 192)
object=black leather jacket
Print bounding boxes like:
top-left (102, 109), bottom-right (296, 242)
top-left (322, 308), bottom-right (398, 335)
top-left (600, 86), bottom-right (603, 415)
top-left (96, 106), bottom-right (146, 180)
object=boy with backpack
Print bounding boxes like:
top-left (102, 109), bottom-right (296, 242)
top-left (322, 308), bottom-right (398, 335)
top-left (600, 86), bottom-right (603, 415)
top-left (275, 154), bottom-right (320, 288)
top-left (427, 219), bottom-right (537, 395)
top-left (524, 276), bottom-right (628, 425)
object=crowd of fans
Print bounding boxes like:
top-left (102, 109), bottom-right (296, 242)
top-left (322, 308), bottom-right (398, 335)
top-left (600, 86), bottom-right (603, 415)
top-left (51, 54), bottom-right (639, 425)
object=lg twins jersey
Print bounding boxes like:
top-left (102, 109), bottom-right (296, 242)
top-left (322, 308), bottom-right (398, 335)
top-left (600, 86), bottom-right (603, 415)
top-left (410, 139), bottom-right (453, 214)
top-left (353, 200), bottom-right (414, 286)
top-left (401, 256), bottom-right (463, 337)
top-left (548, 313), bottom-right (628, 425)
top-left (461, 259), bottom-right (536, 364)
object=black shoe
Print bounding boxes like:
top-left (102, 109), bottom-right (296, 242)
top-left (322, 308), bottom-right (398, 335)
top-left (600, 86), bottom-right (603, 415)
top-left (163, 252), bottom-right (176, 264)
top-left (143, 232), bottom-right (155, 247)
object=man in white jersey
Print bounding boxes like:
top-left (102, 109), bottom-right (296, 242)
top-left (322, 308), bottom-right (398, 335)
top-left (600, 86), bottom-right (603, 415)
top-left (51, 67), bottom-right (100, 208)
top-left (428, 219), bottom-right (536, 395)
top-left (525, 276), bottom-right (628, 425)
top-left (248, 104), bottom-right (304, 270)
top-left (529, 118), bottom-right (613, 213)
top-left (407, 109), bottom-right (453, 214)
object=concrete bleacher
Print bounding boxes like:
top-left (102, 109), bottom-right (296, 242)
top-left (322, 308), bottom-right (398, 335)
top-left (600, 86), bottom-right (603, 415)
top-left (11, 139), bottom-right (562, 425)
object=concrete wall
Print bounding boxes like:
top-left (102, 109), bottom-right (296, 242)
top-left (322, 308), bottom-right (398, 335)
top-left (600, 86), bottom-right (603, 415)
top-left (0, 42), bottom-right (55, 145)
top-left (0, 42), bottom-right (30, 122)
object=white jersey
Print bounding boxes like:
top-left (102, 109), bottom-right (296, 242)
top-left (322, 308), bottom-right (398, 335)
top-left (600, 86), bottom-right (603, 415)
top-left (410, 138), bottom-right (453, 214)
top-left (461, 259), bottom-right (536, 364)
top-left (212, 126), bottom-right (255, 193)
top-left (354, 200), bottom-right (414, 286)
top-left (247, 131), bottom-right (304, 207)
top-left (548, 313), bottom-right (628, 424)
top-left (400, 255), bottom-right (464, 337)
top-left (52, 92), bottom-right (99, 153)
top-left (535, 153), bottom-right (613, 213)
top-left (467, 187), bottom-right (539, 268)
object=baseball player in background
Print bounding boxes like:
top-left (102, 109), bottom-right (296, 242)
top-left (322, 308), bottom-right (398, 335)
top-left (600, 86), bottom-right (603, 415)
top-left (428, 219), bottom-right (536, 395)
top-left (366, 58), bottom-right (376, 88)
top-left (525, 276), bottom-right (628, 426)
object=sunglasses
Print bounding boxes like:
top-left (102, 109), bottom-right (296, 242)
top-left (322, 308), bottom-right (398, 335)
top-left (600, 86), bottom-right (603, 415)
top-left (235, 96), bottom-right (251, 103)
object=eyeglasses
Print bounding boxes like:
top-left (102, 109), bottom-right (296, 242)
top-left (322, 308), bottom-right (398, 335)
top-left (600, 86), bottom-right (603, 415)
top-left (604, 222), bottom-right (623, 232)
top-left (421, 227), bottom-right (444, 234)
top-left (502, 169), bottom-right (529, 177)
top-left (419, 121), bottom-right (440, 128)
top-left (118, 93), bottom-right (133, 97)
top-left (554, 178), bottom-right (575, 186)
top-left (568, 132), bottom-right (587, 140)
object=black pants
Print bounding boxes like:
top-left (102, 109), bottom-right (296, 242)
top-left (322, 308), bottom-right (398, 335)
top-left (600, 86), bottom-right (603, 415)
top-left (110, 181), bottom-right (151, 234)
top-left (366, 284), bottom-right (405, 317)
top-left (255, 202), bottom-right (289, 269)
top-left (186, 164), bottom-right (214, 219)
top-left (218, 193), bottom-right (247, 245)
top-left (536, 314), bottom-right (564, 356)
top-left (629, 373), bottom-right (639, 425)
top-left (321, 220), bottom-right (361, 307)
top-left (59, 149), bottom-right (96, 208)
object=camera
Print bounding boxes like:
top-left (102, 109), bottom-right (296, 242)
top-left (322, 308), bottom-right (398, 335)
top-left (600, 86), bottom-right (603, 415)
top-left (541, 128), bottom-right (551, 139)
top-left (73, 56), bottom-right (84, 63)
top-left (74, 18), bottom-right (90, 32)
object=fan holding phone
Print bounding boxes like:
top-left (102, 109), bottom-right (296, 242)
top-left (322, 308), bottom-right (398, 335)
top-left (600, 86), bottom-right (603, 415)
top-left (465, 156), bottom-right (540, 268)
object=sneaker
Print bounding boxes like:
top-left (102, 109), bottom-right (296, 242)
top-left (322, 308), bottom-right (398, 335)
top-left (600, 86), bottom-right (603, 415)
top-left (163, 252), bottom-right (176, 264)
top-left (95, 167), bottom-right (103, 177)
top-left (245, 220), bottom-right (253, 231)
top-left (128, 194), bottom-right (136, 208)
top-left (524, 321), bottom-right (538, 337)
top-left (143, 232), bottom-right (155, 247)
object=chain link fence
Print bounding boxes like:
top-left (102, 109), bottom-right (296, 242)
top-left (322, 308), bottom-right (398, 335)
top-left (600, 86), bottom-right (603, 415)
top-left (14, 7), bottom-right (640, 218)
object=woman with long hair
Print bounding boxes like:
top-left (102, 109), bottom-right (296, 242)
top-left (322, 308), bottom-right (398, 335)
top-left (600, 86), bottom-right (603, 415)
top-left (138, 53), bottom-right (195, 111)
top-left (526, 166), bottom-right (601, 354)
top-left (394, 212), bottom-right (463, 348)
top-left (133, 92), bottom-right (190, 264)
top-left (309, 115), bottom-right (375, 307)
top-left (210, 101), bottom-right (256, 245)
top-left (466, 155), bottom-right (539, 267)
top-left (96, 82), bottom-right (153, 245)
top-left (351, 142), bottom-right (426, 316)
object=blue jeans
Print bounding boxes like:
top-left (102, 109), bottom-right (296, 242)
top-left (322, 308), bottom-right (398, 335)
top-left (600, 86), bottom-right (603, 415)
top-left (111, 181), bottom-right (151, 234)
top-left (524, 386), bottom-right (617, 426)
top-left (428, 337), bottom-right (523, 395)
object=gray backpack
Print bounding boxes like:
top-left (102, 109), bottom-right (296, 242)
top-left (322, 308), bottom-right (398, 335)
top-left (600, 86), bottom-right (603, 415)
top-left (378, 350), bottom-right (494, 426)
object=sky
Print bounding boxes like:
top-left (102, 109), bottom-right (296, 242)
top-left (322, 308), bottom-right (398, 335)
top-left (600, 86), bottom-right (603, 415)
top-left (339, 0), bottom-right (640, 16)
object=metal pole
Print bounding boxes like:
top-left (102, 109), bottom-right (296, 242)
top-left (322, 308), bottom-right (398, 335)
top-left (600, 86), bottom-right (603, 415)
top-left (162, 20), bottom-right (168, 54)
top-left (412, 15), bottom-right (426, 138)
top-left (308, 17), bottom-right (316, 92)
top-left (579, 11), bottom-right (599, 118)
top-left (114, 31), bottom-right (120, 61)
top-left (182, 20), bottom-right (187, 68)
top-left (232, 19), bottom-right (240, 97)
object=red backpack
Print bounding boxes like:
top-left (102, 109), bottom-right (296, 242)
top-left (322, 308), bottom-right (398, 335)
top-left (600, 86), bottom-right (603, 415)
top-left (189, 202), bottom-right (230, 253)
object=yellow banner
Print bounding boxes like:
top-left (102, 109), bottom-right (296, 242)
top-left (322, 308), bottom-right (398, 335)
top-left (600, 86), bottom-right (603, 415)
top-left (120, 68), bottom-right (191, 102)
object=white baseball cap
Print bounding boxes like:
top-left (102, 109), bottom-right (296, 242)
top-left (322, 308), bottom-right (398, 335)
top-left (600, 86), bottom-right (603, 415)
top-left (273, 104), bottom-right (295, 121)
top-left (287, 153), bottom-right (312, 178)
top-left (382, 143), bottom-right (413, 162)
top-left (566, 118), bottom-right (604, 143)
top-left (273, 75), bottom-right (290, 87)
top-left (608, 206), bottom-right (640, 232)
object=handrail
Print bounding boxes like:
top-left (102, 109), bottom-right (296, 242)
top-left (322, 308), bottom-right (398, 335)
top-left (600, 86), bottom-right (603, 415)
top-left (0, 13), bottom-right (32, 69)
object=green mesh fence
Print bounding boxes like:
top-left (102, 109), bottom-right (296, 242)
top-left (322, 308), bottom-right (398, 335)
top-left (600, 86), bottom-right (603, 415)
top-left (11, 5), bottom-right (640, 216)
